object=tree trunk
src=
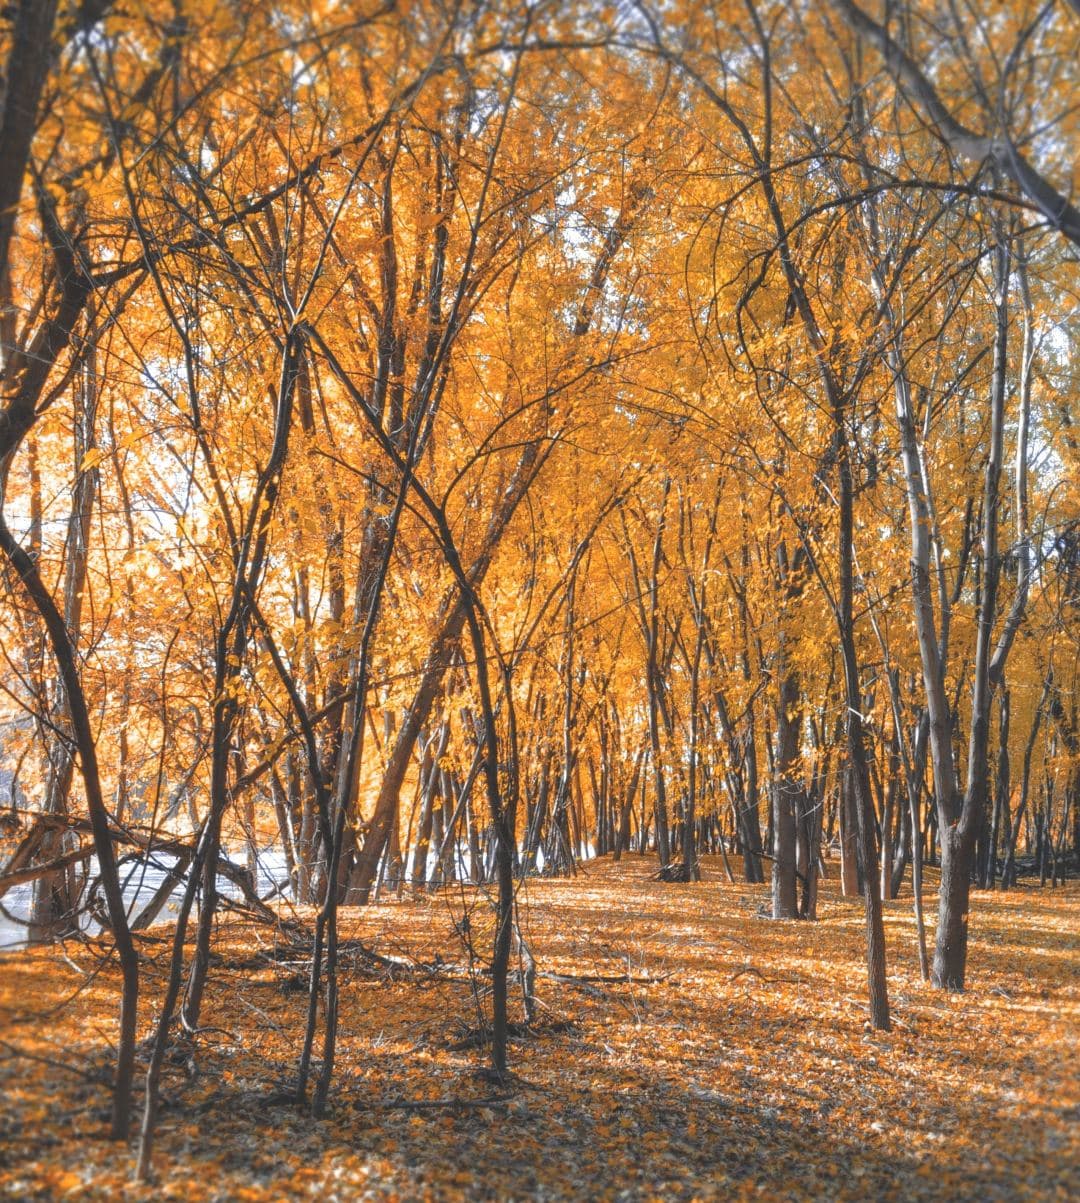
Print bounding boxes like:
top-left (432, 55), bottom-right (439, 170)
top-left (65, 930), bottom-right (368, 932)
top-left (933, 824), bottom-right (974, 989)
top-left (0, 518), bottom-right (139, 1140)
top-left (771, 664), bottom-right (800, 919)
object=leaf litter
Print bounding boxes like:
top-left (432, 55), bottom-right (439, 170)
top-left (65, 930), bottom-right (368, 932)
top-left (0, 857), bottom-right (1076, 1201)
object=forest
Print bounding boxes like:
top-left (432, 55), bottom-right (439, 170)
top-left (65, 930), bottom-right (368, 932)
top-left (0, 0), bottom-right (1077, 1199)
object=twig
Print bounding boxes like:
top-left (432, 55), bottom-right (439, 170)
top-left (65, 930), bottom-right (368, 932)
top-left (728, 966), bottom-right (803, 985)
top-left (0, 1038), bottom-right (106, 1082)
top-left (542, 971), bottom-right (672, 986)
top-left (354, 1095), bottom-right (513, 1112)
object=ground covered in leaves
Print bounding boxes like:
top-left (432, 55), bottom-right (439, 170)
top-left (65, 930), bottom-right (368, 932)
top-left (1, 856), bottom-right (1077, 1201)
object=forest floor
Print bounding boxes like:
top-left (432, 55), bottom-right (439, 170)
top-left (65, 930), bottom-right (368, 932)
top-left (0, 856), bottom-right (1077, 1201)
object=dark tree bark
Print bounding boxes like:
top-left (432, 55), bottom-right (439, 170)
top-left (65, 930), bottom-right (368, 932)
top-left (771, 661), bottom-right (801, 920)
top-left (0, 517), bottom-right (140, 1138)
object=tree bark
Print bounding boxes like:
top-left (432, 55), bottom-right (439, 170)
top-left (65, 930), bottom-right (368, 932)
top-left (771, 663), bottom-right (801, 920)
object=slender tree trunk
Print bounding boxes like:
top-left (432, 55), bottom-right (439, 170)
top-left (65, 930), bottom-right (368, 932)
top-left (31, 332), bottom-right (99, 940)
top-left (0, 519), bottom-right (139, 1139)
top-left (987, 689), bottom-right (1010, 889)
top-left (932, 236), bottom-right (1010, 989)
top-left (771, 662), bottom-right (801, 919)
top-left (645, 482), bottom-right (672, 869)
top-left (835, 414), bottom-right (890, 1029)
top-left (682, 606), bottom-right (705, 882)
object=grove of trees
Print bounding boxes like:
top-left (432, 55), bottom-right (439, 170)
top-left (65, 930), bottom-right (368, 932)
top-left (0, 0), bottom-right (1076, 1183)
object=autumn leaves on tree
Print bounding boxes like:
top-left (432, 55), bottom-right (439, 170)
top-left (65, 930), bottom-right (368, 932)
top-left (0, 0), bottom-right (1077, 1185)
